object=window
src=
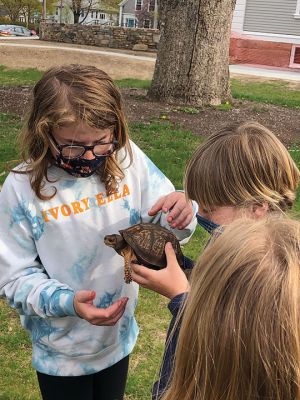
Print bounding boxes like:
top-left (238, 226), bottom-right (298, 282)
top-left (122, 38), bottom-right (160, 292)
top-left (126, 18), bottom-right (135, 27)
top-left (294, 47), bottom-right (300, 63)
top-left (81, 10), bottom-right (84, 17)
top-left (143, 19), bottom-right (150, 28)
top-left (91, 11), bottom-right (94, 18)
top-left (136, 0), bottom-right (142, 11)
top-left (289, 45), bottom-right (300, 69)
top-left (99, 13), bottom-right (105, 20)
top-left (148, 0), bottom-right (155, 12)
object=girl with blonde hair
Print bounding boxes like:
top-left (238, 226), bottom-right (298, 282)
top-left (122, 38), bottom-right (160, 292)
top-left (0, 64), bottom-right (196, 400)
top-left (131, 121), bottom-right (300, 398)
top-left (164, 216), bottom-right (300, 400)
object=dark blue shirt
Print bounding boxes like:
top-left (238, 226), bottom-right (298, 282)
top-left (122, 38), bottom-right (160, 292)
top-left (152, 255), bottom-right (194, 399)
top-left (152, 292), bottom-right (187, 399)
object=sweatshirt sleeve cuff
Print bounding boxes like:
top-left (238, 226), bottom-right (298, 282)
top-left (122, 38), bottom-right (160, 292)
top-left (168, 292), bottom-right (187, 316)
top-left (50, 289), bottom-right (77, 317)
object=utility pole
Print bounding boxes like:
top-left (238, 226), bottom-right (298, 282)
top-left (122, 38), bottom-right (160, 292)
top-left (42, 0), bottom-right (47, 20)
top-left (59, 0), bottom-right (63, 23)
top-left (153, 0), bottom-right (158, 29)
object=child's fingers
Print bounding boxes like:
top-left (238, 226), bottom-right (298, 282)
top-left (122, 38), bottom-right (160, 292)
top-left (165, 242), bottom-right (179, 267)
top-left (167, 201), bottom-right (193, 223)
top-left (148, 196), bottom-right (167, 216)
top-left (171, 212), bottom-right (194, 229)
top-left (166, 201), bottom-right (184, 221)
top-left (130, 263), bottom-right (154, 285)
top-left (103, 304), bottom-right (128, 326)
top-left (103, 298), bottom-right (128, 319)
top-left (75, 290), bottom-right (96, 304)
top-left (90, 297), bottom-right (128, 325)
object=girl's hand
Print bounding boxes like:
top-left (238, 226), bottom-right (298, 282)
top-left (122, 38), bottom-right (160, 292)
top-left (149, 192), bottom-right (194, 229)
top-left (74, 291), bottom-right (128, 326)
top-left (131, 242), bottom-right (190, 299)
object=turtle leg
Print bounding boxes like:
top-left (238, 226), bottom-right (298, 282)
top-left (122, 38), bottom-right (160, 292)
top-left (121, 247), bottom-right (134, 284)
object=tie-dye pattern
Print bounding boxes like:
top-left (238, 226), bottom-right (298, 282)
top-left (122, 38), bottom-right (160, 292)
top-left (10, 198), bottom-right (44, 241)
top-left (95, 287), bottom-right (123, 309)
top-left (70, 250), bottom-right (98, 285)
top-left (0, 140), bottom-right (197, 376)
top-left (122, 199), bottom-right (141, 225)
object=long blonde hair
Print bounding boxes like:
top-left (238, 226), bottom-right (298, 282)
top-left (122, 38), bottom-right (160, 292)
top-left (185, 121), bottom-right (300, 212)
top-left (17, 64), bottom-right (132, 200)
top-left (162, 216), bottom-right (300, 400)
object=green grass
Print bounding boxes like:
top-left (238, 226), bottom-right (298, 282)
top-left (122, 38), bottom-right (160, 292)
top-left (0, 66), bottom-right (42, 87)
top-left (130, 121), bottom-right (202, 188)
top-left (0, 113), bottom-right (22, 185)
top-left (1, 67), bottom-right (300, 109)
top-left (115, 78), bottom-right (300, 109)
top-left (0, 300), bottom-right (38, 399)
top-left (115, 78), bottom-right (152, 89)
top-left (214, 102), bottom-right (233, 111)
top-left (231, 79), bottom-right (300, 108)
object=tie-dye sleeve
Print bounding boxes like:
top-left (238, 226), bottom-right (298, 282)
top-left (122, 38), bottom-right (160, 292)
top-left (0, 174), bottom-right (76, 318)
top-left (131, 142), bottom-right (197, 243)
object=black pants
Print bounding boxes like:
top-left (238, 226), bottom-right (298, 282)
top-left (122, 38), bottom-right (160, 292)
top-left (37, 355), bottom-right (129, 400)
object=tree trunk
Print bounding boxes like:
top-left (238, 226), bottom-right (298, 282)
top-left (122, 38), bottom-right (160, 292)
top-left (148, 0), bottom-right (237, 106)
top-left (73, 11), bottom-right (80, 23)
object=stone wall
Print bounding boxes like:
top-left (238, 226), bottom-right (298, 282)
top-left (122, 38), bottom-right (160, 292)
top-left (39, 23), bottom-right (160, 51)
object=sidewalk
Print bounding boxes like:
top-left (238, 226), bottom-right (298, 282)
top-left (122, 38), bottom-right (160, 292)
top-left (1, 39), bottom-right (300, 81)
top-left (230, 64), bottom-right (300, 81)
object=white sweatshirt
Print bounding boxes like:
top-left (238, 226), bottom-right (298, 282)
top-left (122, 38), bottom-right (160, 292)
top-left (0, 141), bottom-right (197, 376)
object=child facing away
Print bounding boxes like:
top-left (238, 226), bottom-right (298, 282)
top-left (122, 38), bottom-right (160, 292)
top-left (0, 64), bottom-right (197, 400)
top-left (130, 121), bottom-right (300, 398)
top-left (164, 216), bottom-right (300, 400)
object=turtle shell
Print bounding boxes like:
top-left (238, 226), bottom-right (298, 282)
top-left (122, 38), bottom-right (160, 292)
top-left (119, 223), bottom-right (184, 270)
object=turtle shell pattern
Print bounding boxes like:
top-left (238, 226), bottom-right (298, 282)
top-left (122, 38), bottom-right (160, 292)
top-left (119, 223), bottom-right (184, 270)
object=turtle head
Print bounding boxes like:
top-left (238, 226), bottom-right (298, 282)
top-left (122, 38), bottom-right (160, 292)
top-left (104, 234), bottom-right (126, 253)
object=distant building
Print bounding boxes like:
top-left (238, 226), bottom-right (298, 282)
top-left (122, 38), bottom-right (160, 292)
top-left (231, 0), bottom-right (300, 69)
top-left (51, 1), bottom-right (118, 25)
top-left (118, 0), bottom-right (158, 29)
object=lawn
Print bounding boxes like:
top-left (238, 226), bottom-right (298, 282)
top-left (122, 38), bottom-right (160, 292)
top-left (0, 67), bottom-right (300, 399)
top-left (1, 65), bottom-right (300, 109)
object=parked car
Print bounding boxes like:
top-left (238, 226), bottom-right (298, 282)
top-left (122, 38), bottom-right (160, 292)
top-left (0, 25), bottom-right (14, 36)
top-left (0, 25), bottom-right (37, 37)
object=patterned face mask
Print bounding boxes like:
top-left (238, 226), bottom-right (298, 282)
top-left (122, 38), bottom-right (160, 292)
top-left (49, 132), bottom-right (117, 178)
top-left (196, 213), bottom-right (220, 234)
top-left (54, 152), bottom-right (108, 177)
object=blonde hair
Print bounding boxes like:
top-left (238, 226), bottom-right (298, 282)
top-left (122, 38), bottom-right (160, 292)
top-left (185, 121), bottom-right (300, 211)
top-left (162, 216), bottom-right (300, 400)
top-left (17, 64), bottom-right (132, 200)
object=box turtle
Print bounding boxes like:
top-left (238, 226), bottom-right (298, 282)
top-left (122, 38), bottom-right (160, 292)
top-left (104, 223), bottom-right (184, 283)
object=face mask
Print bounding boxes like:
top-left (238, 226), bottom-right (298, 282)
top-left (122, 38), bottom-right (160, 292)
top-left (55, 152), bottom-right (107, 177)
top-left (196, 213), bottom-right (220, 234)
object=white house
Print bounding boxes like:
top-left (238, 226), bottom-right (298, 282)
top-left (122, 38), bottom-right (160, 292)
top-left (51, 1), bottom-right (118, 25)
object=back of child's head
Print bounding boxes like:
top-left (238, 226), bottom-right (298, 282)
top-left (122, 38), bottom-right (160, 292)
top-left (163, 216), bottom-right (300, 400)
top-left (185, 121), bottom-right (300, 212)
top-left (19, 64), bottom-right (131, 199)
